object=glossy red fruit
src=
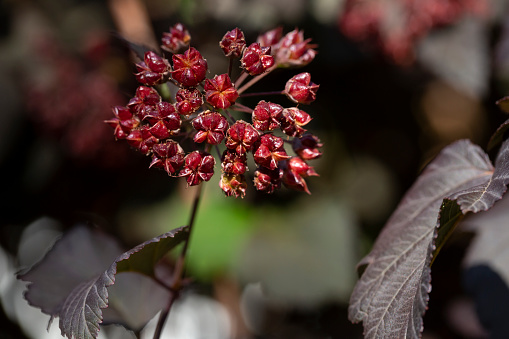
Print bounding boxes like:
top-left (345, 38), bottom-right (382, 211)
top-left (172, 47), bottom-right (208, 87)
top-left (225, 120), bottom-right (259, 155)
top-left (252, 100), bottom-right (283, 131)
top-left (284, 72), bottom-right (319, 105)
top-left (192, 110), bottom-right (229, 145)
top-left (241, 43), bottom-right (275, 76)
top-left (179, 151), bottom-right (216, 186)
top-left (203, 74), bottom-right (239, 109)
top-left (220, 28), bottom-right (246, 58)
top-left (175, 88), bottom-right (203, 116)
top-left (149, 140), bottom-right (185, 175)
top-left (161, 23), bottom-right (191, 53)
top-left (253, 133), bottom-right (290, 170)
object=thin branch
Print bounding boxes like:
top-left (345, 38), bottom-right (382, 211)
top-left (237, 65), bottom-right (276, 95)
top-left (240, 90), bottom-right (284, 98)
top-left (231, 102), bottom-right (253, 114)
top-left (234, 71), bottom-right (249, 89)
top-left (228, 58), bottom-right (234, 79)
top-left (152, 183), bottom-right (205, 339)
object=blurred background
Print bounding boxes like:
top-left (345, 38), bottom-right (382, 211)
top-left (2, 0), bottom-right (509, 338)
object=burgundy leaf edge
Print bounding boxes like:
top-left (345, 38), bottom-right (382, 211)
top-left (21, 226), bottom-right (188, 339)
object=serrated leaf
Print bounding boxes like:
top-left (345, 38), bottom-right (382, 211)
top-left (347, 139), bottom-right (509, 339)
top-left (462, 193), bottom-right (509, 287)
top-left (20, 225), bottom-right (188, 339)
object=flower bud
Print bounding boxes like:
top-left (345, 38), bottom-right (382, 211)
top-left (175, 88), bottom-right (203, 116)
top-left (253, 133), bottom-right (290, 170)
top-left (220, 28), bottom-right (246, 58)
top-left (127, 86), bottom-right (161, 120)
top-left (257, 27), bottom-right (283, 48)
top-left (253, 167), bottom-right (282, 194)
top-left (275, 29), bottom-right (317, 67)
top-left (161, 23), bottom-right (191, 53)
top-left (225, 120), bottom-right (259, 155)
top-left (179, 151), bottom-right (216, 186)
top-left (149, 140), bottom-right (185, 175)
top-left (126, 125), bottom-right (159, 155)
top-left (241, 43), bottom-right (275, 76)
top-left (284, 72), bottom-right (319, 104)
top-left (144, 102), bottom-right (181, 139)
top-left (172, 47), bottom-right (208, 87)
top-left (135, 51), bottom-right (171, 86)
top-left (221, 150), bottom-right (247, 175)
top-left (281, 157), bottom-right (318, 194)
top-left (292, 134), bottom-right (322, 160)
top-left (220, 173), bottom-right (247, 198)
top-left (203, 74), bottom-right (239, 109)
top-left (280, 107), bottom-right (312, 137)
top-left (105, 106), bottom-right (140, 139)
top-left (192, 110), bottom-right (229, 145)
top-left (252, 100), bottom-right (283, 131)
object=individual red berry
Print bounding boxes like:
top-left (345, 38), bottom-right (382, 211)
top-left (175, 88), bottom-right (203, 116)
top-left (192, 110), bottom-right (228, 145)
top-left (203, 74), bottom-right (239, 109)
top-left (126, 125), bottom-right (159, 155)
top-left (149, 140), bottom-right (185, 175)
top-left (179, 151), bottom-right (216, 186)
top-left (161, 23), bottom-right (191, 54)
top-left (144, 102), bottom-right (181, 139)
top-left (105, 106), bottom-right (140, 139)
top-left (281, 157), bottom-right (318, 194)
top-left (253, 167), bottom-right (282, 194)
top-left (252, 100), bottom-right (283, 131)
top-left (280, 107), bottom-right (312, 137)
top-left (127, 86), bottom-right (161, 120)
top-left (135, 51), bottom-right (171, 86)
top-left (241, 43), bottom-right (275, 76)
top-left (292, 134), bottom-right (323, 160)
top-left (225, 120), bottom-right (259, 155)
top-left (172, 47), bottom-right (208, 87)
top-left (257, 27), bottom-right (283, 48)
top-left (219, 28), bottom-right (246, 58)
top-left (221, 150), bottom-right (247, 175)
top-left (253, 134), bottom-right (290, 170)
top-left (219, 173), bottom-right (247, 198)
top-left (284, 72), bottom-right (319, 104)
top-left (275, 29), bottom-right (317, 67)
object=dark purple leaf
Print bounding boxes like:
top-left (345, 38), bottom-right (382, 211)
top-left (496, 96), bottom-right (509, 114)
top-left (348, 138), bottom-right (509, 339)
top-left (488, 118), bottom-right (509, 151)
top-left (19, 225), bottom-right (188, 339)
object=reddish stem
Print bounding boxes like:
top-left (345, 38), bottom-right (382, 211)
top-left (237, 65), bottom-right (276, 95)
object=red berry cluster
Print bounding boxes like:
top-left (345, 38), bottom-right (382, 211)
top-left (106, 24), bottom-right (322, 197)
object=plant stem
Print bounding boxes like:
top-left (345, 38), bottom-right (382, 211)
top-left (152, 183), bottom-right (204, 339)
top-left (231, 102), bottom-right (253, 114)
top-left (228, 58), bottom-right (234, 79)
top-left (240, 90), bottom-right (283, 98)
top-left (237, 65), bottom-right (276, 95)
top-left (234, 71), bottom-right (249, 89)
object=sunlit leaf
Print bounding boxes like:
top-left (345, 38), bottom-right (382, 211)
top-left (348, 139), bottom-right (509, 338)
top-left (20, 225), bottom-right (188, 339)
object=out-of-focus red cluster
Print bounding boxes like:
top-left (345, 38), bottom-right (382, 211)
top-left (339, 0), bottom-right (487, 64)
top-left (106, 23), bottom-right (322, 197)
top-left (25, 33), bottom-right (128, 167)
